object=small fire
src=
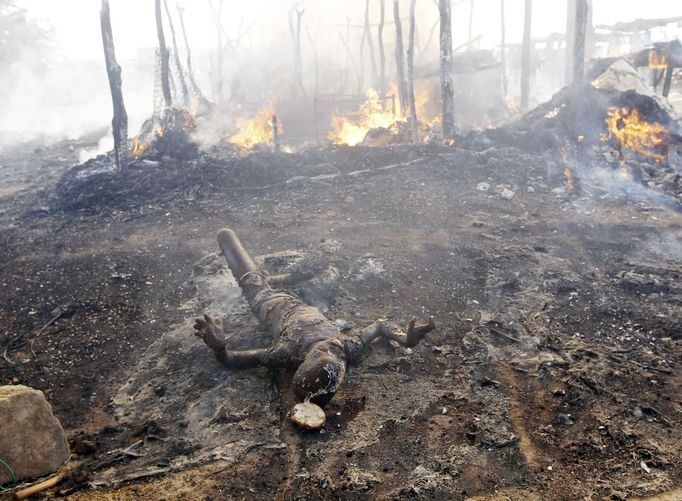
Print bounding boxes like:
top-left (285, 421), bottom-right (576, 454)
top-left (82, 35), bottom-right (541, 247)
top-left (226, 104), bottom-right (280, 150)
top-left (601, 106), bottom-right (668, 162)
top-left (130, 136), bottom-right (147, 159)
top-left (329, 88), bottom-right (397, 146)
top-left (648, 49), bottom-right (667, 70)
top-left (561, 140), bottom-right (575, 193)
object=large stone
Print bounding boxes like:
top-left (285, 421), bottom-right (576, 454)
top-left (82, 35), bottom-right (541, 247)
top-left (0, 385), bottom-right (69, 484)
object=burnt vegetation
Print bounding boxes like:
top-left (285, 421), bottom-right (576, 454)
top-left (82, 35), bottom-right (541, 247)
top-left (1, 1), bottom-right (682, 499)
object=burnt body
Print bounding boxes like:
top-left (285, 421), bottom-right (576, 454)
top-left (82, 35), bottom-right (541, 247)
top-left (194, 228), bottom-right (435, 405)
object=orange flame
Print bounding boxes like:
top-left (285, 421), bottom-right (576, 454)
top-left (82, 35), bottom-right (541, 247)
top-left (601, 106), bottom-right (668, 162)
top-left (226, 104), bottom-right (279, 150)
top-left (561, 141), bottom-right (575, 193)
top-left (130, 136), bottom-right (148, 159)
top-left (329, 88), bottom-right (397, 146)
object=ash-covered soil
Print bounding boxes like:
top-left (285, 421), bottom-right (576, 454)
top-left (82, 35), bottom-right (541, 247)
top-left (0, 135), bottom-right (681, 500)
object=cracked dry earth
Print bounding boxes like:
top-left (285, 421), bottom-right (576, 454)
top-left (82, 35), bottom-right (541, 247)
top-left (0, 139), bottom-right (681, 500)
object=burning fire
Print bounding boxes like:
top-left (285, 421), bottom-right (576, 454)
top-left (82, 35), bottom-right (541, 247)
top-left (329, 88), bottom-right (397, 146)
top-left (130, 136), bottom-right (147, 159)
top-left (648, 50), bottom-right (667, 70)
top-left (601, 106), bottom-right (668, 162)
top-left (329, 84), bottom-right (440, 146)
top-left (561, 140), bottom-right (575, 193)
top-left (226, 104), bottom-right (279, 150)
top-left (130, 126), bottom-right (165, 159)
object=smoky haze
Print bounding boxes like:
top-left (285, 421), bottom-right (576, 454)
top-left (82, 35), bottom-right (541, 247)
top-left (1, 0), bottom-right (681, 148)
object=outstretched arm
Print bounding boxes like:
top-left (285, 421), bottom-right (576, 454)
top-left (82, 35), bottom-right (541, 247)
top-left (344, 317), bottom-right (435, 363)
top-left (194, 314), bottom-right (279, 368)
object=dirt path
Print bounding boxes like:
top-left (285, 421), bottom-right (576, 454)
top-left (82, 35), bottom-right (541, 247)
top-left (0, 141), bottom-right (680, 499)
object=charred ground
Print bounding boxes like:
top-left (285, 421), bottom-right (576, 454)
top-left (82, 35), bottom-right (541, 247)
top-left (0, 131), bottom-right (681, 499)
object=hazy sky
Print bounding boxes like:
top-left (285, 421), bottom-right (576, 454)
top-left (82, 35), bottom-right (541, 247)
top-left (20, 1), bottom-right (682, 61)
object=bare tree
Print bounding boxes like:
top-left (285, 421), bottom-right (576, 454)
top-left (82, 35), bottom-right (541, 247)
top-left (100, 0), bottom-right (128, 173)
top-left (207, 0), bottom-right (224, 103)
top-left (572, 0), bottom-right (588, 83)
top-left (500, 0), bottom-right (507, 95)
top-left (377, 0), bottom-right (387, 94)
top-left (155, 0), bottom-right (172, 109)
top-left (520, 0), bottom-right (531, 109)
top-left (565, 0), bottom-right (575, 85)
top-left (406, 0), bottom-right (418, 139)
top-left (289, 6), bottom-right (306, 98)
top-left (176, 4), bottom-right (204, 98)
top-left (162, 0), bottom-right (188, 106)
top-left (364, 0), bottom-right (378, 88)
top-left (468, 0), bottom-right (474, 47)
top-left (438, 0), bottom-right (454, 139)
top-left (306, 27), bottom-right (319, 96)
top-left (393, 0), bottom-right (407, 114)
top-left (339, 33), bottom-right (362, 94)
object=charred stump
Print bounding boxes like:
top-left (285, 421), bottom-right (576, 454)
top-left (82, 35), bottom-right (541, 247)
top-left (99, 0), bottom-right (128, 174)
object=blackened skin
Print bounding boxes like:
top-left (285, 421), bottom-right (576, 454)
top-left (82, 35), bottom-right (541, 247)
top-left (193, 229), bottom-right (435, 405)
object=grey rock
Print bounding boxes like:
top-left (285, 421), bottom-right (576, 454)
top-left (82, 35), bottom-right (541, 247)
top-left (0, 385), bottom-right (69, 483)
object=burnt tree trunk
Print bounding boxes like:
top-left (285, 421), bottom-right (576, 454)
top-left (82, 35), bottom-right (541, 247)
top-left (406, 0), bottom-right (418, 140)
top-left (306, 28), bottom-right (319, 97)
top-left (155, 0), bottom-right (172, 109)
top-left (176, 6), bottom-right (204, 98)
top-left (468, 0), bottom-right (474, 47)
top-left (162, 0), bottom-right (188, 106)
top-left (289, 7), bottom-right (306, 98)
top-left (572, 0), bottom-right (588, 83)
top-left (662, 62), bottom-right (674, 97)
top-left (393, 0), bottom-right (407, 114)
top-left (439, 0), bottom-right (455, 139)
top-left (378, 0), bottom-right (387, 94)
top-left (100, 0), bottom-right (128, 173)
top-left (520, 0), bottom-right (532, 110)
top-left (364, 0), bottom-right (378, 88)
top-left (500, 0), bottom-right (507, 95)
top-left (208, 0), bottom-right (224, 103)
top-left (565, 0), bottom-right (575, 85)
